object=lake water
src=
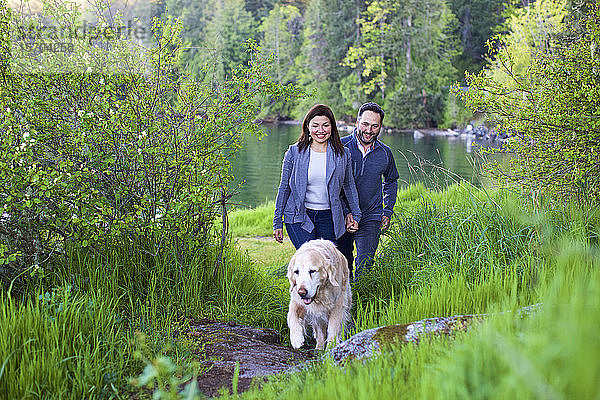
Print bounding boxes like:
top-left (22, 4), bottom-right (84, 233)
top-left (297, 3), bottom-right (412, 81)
top-left (229, 124), bottom-right (504, 208)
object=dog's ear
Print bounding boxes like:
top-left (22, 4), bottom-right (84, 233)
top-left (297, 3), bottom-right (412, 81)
top-left (287, 253), bottom-right (297, 290)
top-left (324, 244), bottom-right (346, 287)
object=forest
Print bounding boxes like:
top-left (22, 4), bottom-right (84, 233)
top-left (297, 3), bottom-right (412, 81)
top-left (88, 0), bottom-right (507, 127)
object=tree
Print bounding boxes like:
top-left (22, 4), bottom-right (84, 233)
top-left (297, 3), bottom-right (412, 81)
top-left (447, 0), bottom-right (506, 78)
top-left (345, 0), bottom-right (460, 127)
top-left (202, 0), bottom-right (257, 82)
top-left (0, 0), bottom-right (300, 289)
top-left (258, 4), bottom-right (303, 116)
top-left (454, 1), bottom-right (600, 202)
top-left (296, 0), bottom-right (364, 118)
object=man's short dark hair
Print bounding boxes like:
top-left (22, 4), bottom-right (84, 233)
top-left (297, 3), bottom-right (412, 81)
top-left (357, 102), bottom-right (385, 124)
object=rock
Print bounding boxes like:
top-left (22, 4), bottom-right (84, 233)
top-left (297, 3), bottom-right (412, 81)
top-left (182, 319), bottom-right (313, 397)
top-left (328, 304), bottom-right (543, 364)
top-left (328, 314), bottom-right (480, 364)
top-left (413, 130), bottom-right (425, 139)
top-left (177, 304), bottom-right (543, 395)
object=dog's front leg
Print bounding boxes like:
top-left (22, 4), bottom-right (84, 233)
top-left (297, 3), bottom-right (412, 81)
top-left (313, 319), bottom-right (327, 350)
top-left (325, 301), bottom-right (347, 348)
top-left (288, 301), bottom-right (306, 349)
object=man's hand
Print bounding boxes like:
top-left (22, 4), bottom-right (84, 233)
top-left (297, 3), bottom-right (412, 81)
top-left (345, 214), bottom-right (358, 233)
top-left (381, 215), bottom-right (390, 230)
top-left (273, 228), bottom-right (284, 243)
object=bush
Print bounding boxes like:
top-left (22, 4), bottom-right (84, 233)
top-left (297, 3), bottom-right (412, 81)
top-left (0, 0), bottom-right (298, 291)
top-left (454, 3), bottom-right (600, 203)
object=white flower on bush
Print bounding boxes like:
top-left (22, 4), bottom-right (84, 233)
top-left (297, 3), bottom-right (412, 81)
top-left (23, 131), bottom-right (30, 140)
top-left (0, 212), bottom-right (10, 222)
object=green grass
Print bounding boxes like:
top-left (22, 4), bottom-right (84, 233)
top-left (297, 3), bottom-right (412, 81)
top-left (0, 286), bottom-right (132, 398)
top-left (224, 219), bottom-right (600, 400)
top-left (219, 183), bottom-right (600, 400)
top-left (0, 236), bottom-right (290, 398)
top-left (228, 201), bottom-right (278, 238)
top-left (3, 183), bottom-right (599, 399)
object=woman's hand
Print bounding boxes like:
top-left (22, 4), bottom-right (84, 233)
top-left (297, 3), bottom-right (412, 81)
top-left (273, 228), bottom-right (284, 243)
top-left (345, 214), bottom-right (358, 233)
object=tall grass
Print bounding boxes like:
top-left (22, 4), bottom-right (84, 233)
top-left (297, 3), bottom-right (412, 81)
top-left (3, 183), bottom-right (598, 399)
top-left (228, 202), bottom-right (277, 238)
top-left (1, 235), bottom-right (289, 399)
top-left (224, 202), bottom-right (600, 400)
top-left (0, 286), bottom-right (132, 398)
top-left (58, 237), bottom-right (289, 334)
top-left (351, 183), bottom-right (540, 329)
top-left (420, 242), bottom-right (600, 399)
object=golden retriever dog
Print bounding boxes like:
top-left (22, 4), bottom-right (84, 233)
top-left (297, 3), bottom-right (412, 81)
top-left (287, 239), bottom-right (352, 350)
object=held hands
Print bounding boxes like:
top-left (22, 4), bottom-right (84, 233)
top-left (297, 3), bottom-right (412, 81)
top-left (273, 228), bottom-right (284, 243)
top-left (345, 214), bottom-right (358, 233)
top-left (381, 215), bottom-right (390, 230)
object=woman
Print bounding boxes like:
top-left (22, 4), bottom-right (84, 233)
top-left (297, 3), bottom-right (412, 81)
top-left (273, 104), bottom-right (361, 249)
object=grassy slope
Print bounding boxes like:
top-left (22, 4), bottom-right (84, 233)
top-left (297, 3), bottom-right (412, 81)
top-left (2, 183), bottom-right (598, 398)
top-left (224, 183), bottom-right (600, 400)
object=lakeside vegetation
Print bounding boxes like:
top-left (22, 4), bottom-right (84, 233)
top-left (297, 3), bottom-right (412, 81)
top-left (1, 0), bottom-right (599, 399)
top-left (2, 183), bottom-right (599, 398)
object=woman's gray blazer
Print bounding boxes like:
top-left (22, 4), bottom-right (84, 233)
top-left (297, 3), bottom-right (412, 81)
top-left (273, 143), bottom-right (362, 239)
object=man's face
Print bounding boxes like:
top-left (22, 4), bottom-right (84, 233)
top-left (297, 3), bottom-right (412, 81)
top-left (356, 110), bottom-right (381, 145)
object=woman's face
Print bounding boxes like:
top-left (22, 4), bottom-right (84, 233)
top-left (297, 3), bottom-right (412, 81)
top-left (308, 115), bottom-right (332, 145)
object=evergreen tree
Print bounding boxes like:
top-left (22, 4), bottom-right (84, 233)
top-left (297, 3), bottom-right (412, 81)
top-left (259, 4), bottom-right (304, 116)
top-left (164, 0), bottom-right (212, 78)
top-left (203, 0), bottom-right (257, 82)
top-left (447, 0), bottom-right (506, 77)
top-left (296, 0), bottom-right (364, 119)
top-left (345, 0), bottom-right (459, 127)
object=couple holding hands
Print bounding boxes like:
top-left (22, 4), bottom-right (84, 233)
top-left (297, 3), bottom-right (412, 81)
top-left (273, 102), bottom-right (399, 280)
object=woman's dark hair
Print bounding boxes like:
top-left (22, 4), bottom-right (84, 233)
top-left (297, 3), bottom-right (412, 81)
top-left (297, 104), bottom-right (345, 156)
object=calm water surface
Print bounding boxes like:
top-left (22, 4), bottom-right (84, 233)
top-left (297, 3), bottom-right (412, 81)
top-left (230, 124), bottom-right (504, 208)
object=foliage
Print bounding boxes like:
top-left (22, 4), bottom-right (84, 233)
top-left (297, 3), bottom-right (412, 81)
top-left (0, 0), bottom-right (300, 289)
top-left (138, 0), bottom-right (513, 127)
top-left (354, 183), bottom-right (539, 316)
top-left (454, 2), bottom-right (600, 202)
top-left (294, 0), bottom-right (364, 118)
top-left (258, 4), bottom-right (304, 117)
top-left (421, 243), bottom-right (600, 399)
top-left (0, 286), bottom-right (132, 398)
top-left (223, 186), bottom-right (600, 400)
top-left (202, 0), bottom-right (257, 83)
top-left (129, 332), bottom-right (205, 400)
top-left (448, 0), bottom-right (507, 80)
top-left (344, 0), bottom-right (460, 127)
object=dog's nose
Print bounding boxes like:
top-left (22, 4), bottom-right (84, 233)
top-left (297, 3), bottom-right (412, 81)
top-left (298, 287), bottom-right (307, 297)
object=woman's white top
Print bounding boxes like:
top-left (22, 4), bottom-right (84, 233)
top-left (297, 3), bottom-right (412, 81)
top-left (304, 150), bottom-right (329, 210)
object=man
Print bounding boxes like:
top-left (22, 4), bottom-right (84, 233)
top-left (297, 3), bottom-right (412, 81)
top-left (339, 102), bottom-right (399, 280)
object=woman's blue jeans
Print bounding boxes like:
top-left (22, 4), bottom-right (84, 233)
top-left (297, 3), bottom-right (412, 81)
top-left (285, 209), bottom-right (336, 250)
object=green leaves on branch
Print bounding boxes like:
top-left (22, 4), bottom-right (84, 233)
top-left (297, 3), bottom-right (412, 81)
top-left (0, 1), bottom-right (301, 287)
top-left (454, 2), bottom-right (600, 202)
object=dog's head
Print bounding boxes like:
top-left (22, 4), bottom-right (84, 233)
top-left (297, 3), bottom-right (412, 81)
top-left (287, 239), bottom-right (347, 305)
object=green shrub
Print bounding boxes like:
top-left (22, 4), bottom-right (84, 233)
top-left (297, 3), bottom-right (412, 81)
top-left (0, 0), bottom-right (299, 291)
top-left (454, 4), bottom-right (600, 203)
